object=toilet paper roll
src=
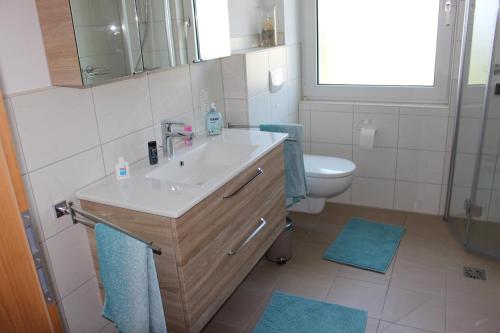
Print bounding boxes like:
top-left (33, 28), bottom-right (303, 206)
top-left (359, 127), bottom-right (376, 150)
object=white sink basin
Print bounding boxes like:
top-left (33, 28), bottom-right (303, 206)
top-left (146, 142), bottom-right (259, 186)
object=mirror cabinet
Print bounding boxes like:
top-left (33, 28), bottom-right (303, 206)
top-left (36, 0), bottom-right (231, 87)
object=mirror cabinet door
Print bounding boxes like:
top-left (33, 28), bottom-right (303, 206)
top-left (70, 0), bottom-right (190, 86)
top-left (186, 0), bottom-right (231, 62)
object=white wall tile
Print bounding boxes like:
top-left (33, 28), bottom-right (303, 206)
top-left (287, 79), bottom-right (301, 122)
top-left (398, 115), bottom-right (448, 151)
top-left (452, 153), bottom-right (476, 187)
top-left (311, 143), bottom-right (353, 160)
top-left (286, 44), bottom-right (301, 80)
top-left (353, 147), bottom-right (397, 180)
top-left (268, 46), bottom-right (287, 82)
top-left (310, 102), bottom-right (353, 113)
top-left (478, 155), bottom-right (497, 190)
top-left (92, 76), bottom-right (153, 143)
top-left (46, 224), bottom-right (95, 298)
top-left (354, 104), bottom-right (399, 114)
top-left (494, 156), bottom-right (500, 190)
top-left (302, 141), bottom-right (311, 154)
top-left (62, 277), bottom-right (109, 333)
top-left (3, 97), bottom-right (27, 175)
top-left (399, 105), bottom-right (449, 117)
top-left (270, 85), bottom-right (289, 124)
top-left (299, 110), bottom-right (311, 142)
top-left (351, 177), bottom-right (395, 209)
top-left (484, 119), bottom-right (500, 154)
top-left (190, 60), bottom-right (224, 109)
top-left (311, 111), bottom-right (353, 144)
top-left (245, 51), bottom-right (269, 97)
top-left (12, 87), bottom-right (100, 171)
top-left (248, 92), bottom-right (271, 125)
top-left (455, 117), bottom-right (481, 154)
top-left (488, 191), bottom-right (500, 222)
top-left (29, 148), bottom-right (105, 239)
top-left (327, 188), bottom-right (352, 204)
top-left (225, 99), bottom-right (248, 126)
top-left (396, 149), bottom-right (445, 184)
top-left (394, 182), bottom-right (441, 214)
top-left (101, 127), bottom-right (155, 175)
top-left (353, 113), bottom-right (398, 148)
top-left (221, 55), bottom-right (247, 99)
top-left (148, 66), bottom-right (194, 123)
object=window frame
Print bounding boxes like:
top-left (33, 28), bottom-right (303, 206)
top-left (301, 0), bottom-right (456, 104)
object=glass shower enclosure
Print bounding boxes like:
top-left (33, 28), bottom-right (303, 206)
top-left (445, 0), bottom-right (500, 260)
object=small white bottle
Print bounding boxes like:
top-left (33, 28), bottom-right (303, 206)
top-left (115, 157), bottom-right (130, 180)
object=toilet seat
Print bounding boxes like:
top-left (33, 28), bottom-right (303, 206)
top-left (304, 154), bottom-right (356, 179)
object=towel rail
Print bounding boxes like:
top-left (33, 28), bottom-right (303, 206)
top-left (227, 123), bottom-right (298, 142)
top-left (54, 201), bottom-right (162, 255)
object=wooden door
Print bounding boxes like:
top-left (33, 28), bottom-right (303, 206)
top-left (0, 93), bottom-right (63, 332)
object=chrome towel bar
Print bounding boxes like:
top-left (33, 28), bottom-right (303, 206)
top-left (227, 123), bottom-right (298, 142)
top-left (54, 201), bottom-right (162, 255)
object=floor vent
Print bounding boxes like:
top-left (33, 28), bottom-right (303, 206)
top-left (463, 267), bottom-right (487, 280)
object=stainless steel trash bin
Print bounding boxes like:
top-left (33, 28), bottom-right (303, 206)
top-left (265, 217), bottom-right (293, 264)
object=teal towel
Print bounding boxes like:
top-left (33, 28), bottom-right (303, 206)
top-left (95, 223), bottom-right (167, 333)
top-left (259, 124), bottom-right (307, 204)
top-left (253, 292), bottom-right (367, 333)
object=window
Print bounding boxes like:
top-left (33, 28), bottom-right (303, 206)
top-left (302, 0), bottom-right (455, 103)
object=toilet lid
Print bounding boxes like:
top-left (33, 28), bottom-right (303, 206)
top-left (304, 154), bottom-right (356, 179)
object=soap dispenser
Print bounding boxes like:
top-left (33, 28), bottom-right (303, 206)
top-left (206, 103), bottom-right (223, 136)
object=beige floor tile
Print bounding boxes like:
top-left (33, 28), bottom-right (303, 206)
top-left (353, 207), bottom-right (406, 226)
top-left (272, 268), bottom-right (335, 300)
top-left (337, 261), bottom-right (394, 286)
top-left (446, 292), bottom-right (500, 333)
top-left (378, 321), bottom-right (433, 333)
top-left (304, 222), bottom-right (343, 245)
top-left (397, 239), bottom-right (447, 269)
top-left (287, 243), bottom-right (341, 276)
top-left (213, 284), bottom-right (270, 327)
top-left (326, 277), bottom-right (388, 319)
top-left (382, 287), bottom-right (445, 333)
top-left (366, 318), bottom-right (381, 333)
top-left (391, 260), bottom-right (446, 296)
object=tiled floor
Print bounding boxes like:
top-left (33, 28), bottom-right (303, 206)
top-left (201, 203), bottom-right (500, 333)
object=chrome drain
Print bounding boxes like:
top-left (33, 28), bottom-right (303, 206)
top-left (463, 267), bottom-right (487, 280)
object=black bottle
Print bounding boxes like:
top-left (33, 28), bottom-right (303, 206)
top-left (148, 141), bottom-right (158, 165)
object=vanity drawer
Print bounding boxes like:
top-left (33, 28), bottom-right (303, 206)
top-left (180, 191), bottom-right (286, 332)
top-left (173, 143), bottom-right (285, 266)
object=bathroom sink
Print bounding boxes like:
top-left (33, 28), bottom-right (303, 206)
top-left (146, 142), bottom-right (258, 186)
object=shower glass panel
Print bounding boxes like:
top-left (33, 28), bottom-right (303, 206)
top-left (446, 0), bottom-right (500, 259)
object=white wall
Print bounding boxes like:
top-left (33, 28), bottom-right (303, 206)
top-left (0, 0), bottom-right (51, 94)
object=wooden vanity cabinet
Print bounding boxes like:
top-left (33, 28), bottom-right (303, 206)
top-left (82, 143), bottom-right (286, 333)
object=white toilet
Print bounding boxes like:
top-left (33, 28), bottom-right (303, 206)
top-left (289, 154), bottom-right (356, 214)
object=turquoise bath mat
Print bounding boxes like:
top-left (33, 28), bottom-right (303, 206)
top-left (253, 292), bottom-right (367, 333)
top-left (323, 218), bottom-right (405, 273)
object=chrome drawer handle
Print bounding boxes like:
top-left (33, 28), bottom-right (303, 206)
top-left (223, 168), bottom-right (264, 199)
top-left (228, 218), bottom-right (267, 256)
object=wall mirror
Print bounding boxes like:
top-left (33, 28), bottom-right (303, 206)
top-left (37, 0), bottom-right (231, 87)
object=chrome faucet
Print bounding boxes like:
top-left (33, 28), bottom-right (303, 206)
top-left (161, 120), bottom-right (194, 158)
